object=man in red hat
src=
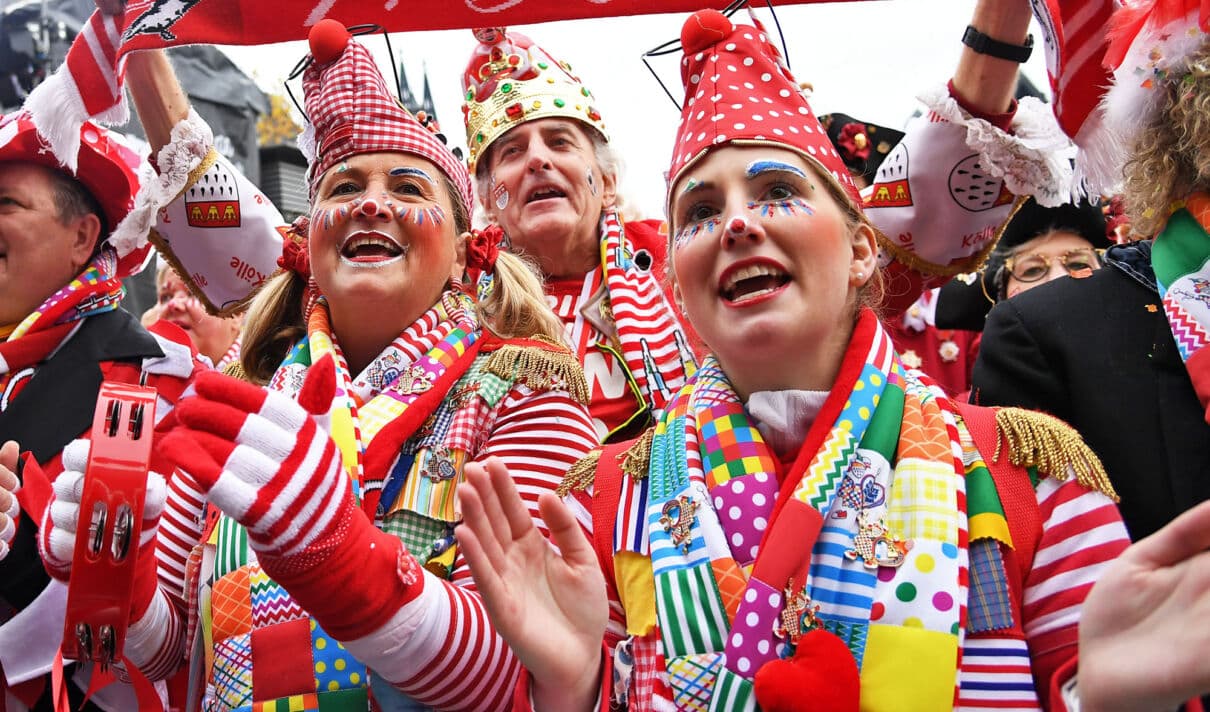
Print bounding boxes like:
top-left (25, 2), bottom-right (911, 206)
top-left (0, 112), bottom-right (205, 711)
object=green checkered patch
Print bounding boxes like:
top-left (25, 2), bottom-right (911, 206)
top-left (380, 510), bottom-right (448, 563)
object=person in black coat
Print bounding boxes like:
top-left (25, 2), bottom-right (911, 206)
top-left (970, 240), bottom-right (1210, 541)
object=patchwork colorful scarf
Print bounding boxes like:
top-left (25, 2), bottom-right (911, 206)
top-left (0, 248), bottom-right (124, 409)
top-left (1152, 193), bottom-right (1210, 424)
top-left (267, 290), bottom-right (482, 506)
top-left (639, 310), bottom-right (970, 710)
top-left (599, 209), bottom-right (696, 418)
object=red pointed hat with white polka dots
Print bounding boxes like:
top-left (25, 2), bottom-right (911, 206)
top-left (668, 10), bottom-right (859, 208)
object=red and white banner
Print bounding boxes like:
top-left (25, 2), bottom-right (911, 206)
top-left (114, 0), bottom-right (841, 52)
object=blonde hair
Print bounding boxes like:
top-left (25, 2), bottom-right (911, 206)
top-left (1123, 41), bottom-right (1210, 237)
top-left (239, 270), bottom-right (307, 384)
top-left (478, 250), bottom-right (564, 342)
top-left (240, 176), bottom-right (562, 384)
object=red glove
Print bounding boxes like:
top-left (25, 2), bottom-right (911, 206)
top-left (37, 438), bottom-right (168, 622)
top-left (162, 357), bottom-right (425, 640)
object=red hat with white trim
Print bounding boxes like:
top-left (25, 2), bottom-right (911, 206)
top-left (302, 20), bottom-right (473, 215)
top-left (0, 112), bottom-right (150, 278)
top-left (667, 10), bottom-right (859, 212)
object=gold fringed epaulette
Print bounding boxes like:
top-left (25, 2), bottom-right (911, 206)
top-left (992, 407), bottom-right (1119, 502)
top-left (483, 336), bottom-right (590, 404)
top-left (620, 428), bottom-right (655, 482)
top-left (222, 360), bottom-right (250, 382)
top-left (556, 449), bottom-right (601, 498)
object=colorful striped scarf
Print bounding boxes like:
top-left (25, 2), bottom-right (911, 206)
top-left (0, 248), bottom-right (124, 408)
top-left (638, 310), bottom-right (970, 709)
top-left (1152, 193), bottom-right (1210, 424)
top-left (599, 209), bottom-right (696, 418)
top-left (268, 290), bottom-right (481, 500)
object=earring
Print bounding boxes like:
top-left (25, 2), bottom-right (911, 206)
top-left (855, 271), bottom-right (865, 280)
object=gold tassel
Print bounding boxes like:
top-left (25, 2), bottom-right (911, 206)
top-left (620, 428), bottom-right (655, 482)
top-left (484, 340), bottom-right (590, 404)
top-left (992, 408), bottom-right (1119, 502)
top-left (556, 449), bottom-right (602, 498)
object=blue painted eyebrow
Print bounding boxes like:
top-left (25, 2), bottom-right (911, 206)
top-left (746, 160), bottom-right (807, 179)
top-left (389, 167), bottom-right (435, 183)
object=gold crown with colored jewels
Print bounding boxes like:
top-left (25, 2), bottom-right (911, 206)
top-left (462, 27), bottom-right (608, 171)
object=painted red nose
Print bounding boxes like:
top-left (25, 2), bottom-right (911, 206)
top-left (358, 198), bottom-right (381, 217)
top-left (727, 217), bottom-right (746, 234)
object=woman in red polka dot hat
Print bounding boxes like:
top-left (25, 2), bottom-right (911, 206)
top-left (455, 6), bottom-right (1131, 712)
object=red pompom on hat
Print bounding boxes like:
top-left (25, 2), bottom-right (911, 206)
top-left (0, 112), bottom-right (149, 278)
top-left (302, 21), bottom-right (473, 214)
top-left (667, 10), bottom-right (859, 213)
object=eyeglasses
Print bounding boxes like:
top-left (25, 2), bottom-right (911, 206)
top-left (1004, 248), bottom-right (1101, 283)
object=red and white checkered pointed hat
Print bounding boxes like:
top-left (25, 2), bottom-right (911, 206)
top-left (302, 20), bottom-right (473, 213)
top-left (667, 10), bottom-right (859, 210)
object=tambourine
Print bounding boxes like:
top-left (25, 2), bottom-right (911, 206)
top-left (60, 381), bottom-right (157, 669)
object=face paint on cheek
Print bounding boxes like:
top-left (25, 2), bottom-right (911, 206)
top-left (586, 167), bottom-right (596, 196)
top-left (672, 216), bottom-right (721, 251)
top-left (492, 179), bottom-right (509, 210)
top-left (747, 198), bottom-right (814, 218)
top-left (312, 203), bottom-right (354, 232)
top-left (390, 204), bottom-right (447, 229)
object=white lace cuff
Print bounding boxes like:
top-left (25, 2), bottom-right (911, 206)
top-left (107, 109), bottom-right (213, 260)
top-left (918, 85), bottom-right (1075, 207)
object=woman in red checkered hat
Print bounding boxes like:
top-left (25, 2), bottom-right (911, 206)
top-left (454, 7), bottom-right (1134, 712)
top-left (33, 21), bottom-right (599, 712)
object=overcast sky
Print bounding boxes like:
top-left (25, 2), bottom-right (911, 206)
top-left (219, 0), bottom-right (1052, 219)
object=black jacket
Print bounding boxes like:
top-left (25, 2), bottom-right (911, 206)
top-left (0, 310), bottom-right (162, 711)
top-left (971, 242), bottom-right (1210, 541)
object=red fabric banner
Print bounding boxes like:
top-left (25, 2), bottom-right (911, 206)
top-left (113, 0), bottom-right (848, 54)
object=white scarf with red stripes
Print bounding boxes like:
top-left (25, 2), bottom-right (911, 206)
top-left (599, 209), bottom-right (696, 419)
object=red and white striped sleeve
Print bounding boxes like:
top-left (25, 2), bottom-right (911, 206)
top-left (120, 468), bottom-right (204, 681)
top-left (342, 384), bottom-right (598, 712)
top-left (155, 468), bottom-right (206, 604)
top-left (1022, 476), bottom-right (1130, 701)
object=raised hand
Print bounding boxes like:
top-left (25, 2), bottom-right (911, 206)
top-left (0, 441), bottom-right (19, 561)
top-left (161, 358), bottom-right (422, 641)
top-left (457, 458), bottom-right (607, 712)
top-left (36, 438), bottom-right (168, 620)
top-left (161, 358), bottom-right (347, 557)
top-left (1079, 498), bottom-right (1210, 712)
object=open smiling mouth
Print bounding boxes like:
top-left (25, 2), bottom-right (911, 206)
top-left (720, 264), bottom-right (791, 304)
top-left (526, 186), bottom-right (566, 204)
top-left (339, 232), bottom-right (407, 268)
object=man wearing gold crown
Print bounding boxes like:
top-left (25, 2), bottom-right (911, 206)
top-left (462, 26), bottom-right (697, 444)
top-left (461, 0), bottom-right (1072, 446)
